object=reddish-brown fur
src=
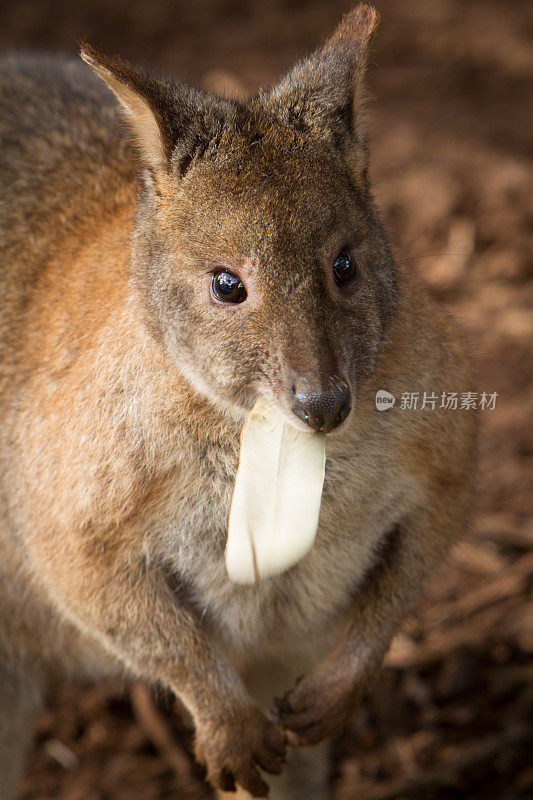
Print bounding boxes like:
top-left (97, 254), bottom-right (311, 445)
top-left (0, 7), bottom-right (476, 799)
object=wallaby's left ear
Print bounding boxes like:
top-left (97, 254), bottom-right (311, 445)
top-left (266, 4), bottom-right (379, 177)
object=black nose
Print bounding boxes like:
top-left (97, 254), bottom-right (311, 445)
top-left (291, 378), bottom-right (351, 433)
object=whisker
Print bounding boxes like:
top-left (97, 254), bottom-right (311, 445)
top-left (395, 252), bottom-right (469, 264)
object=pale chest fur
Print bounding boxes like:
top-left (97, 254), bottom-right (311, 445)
top-left (146, 418), bottom-right (415, 667)
top-left (4, 310), bottom-right (419, 673)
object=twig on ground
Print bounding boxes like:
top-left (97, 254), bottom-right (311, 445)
top-left (452, 540), bottom-right (509, 576)
top-left (130, 683), bottom-right (196, 783)
top-left (427, 551), bottom-right (533, 626)
top-left (338, 729), bottom-right (530, 800)
top-left (386, 596), bottom-right (527, 669)
top-left (474, 515), bottom-right (533, 551)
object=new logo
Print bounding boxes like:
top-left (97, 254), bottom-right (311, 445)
top-left (375, 390), bottom-right (396, 411)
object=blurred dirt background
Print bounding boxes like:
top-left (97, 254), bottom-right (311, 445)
top-left (1, 0), bottom-right (531, 798)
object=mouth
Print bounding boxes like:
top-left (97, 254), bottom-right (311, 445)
top-left (254, 386), bottom-right (353, 435)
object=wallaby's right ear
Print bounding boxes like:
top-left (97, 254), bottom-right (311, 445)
top-left (80, 44), bottom-right (234, 178)
top-left (80, 44), bottom-right (177, 174)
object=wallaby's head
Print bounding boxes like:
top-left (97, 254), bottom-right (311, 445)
top-left (82, 4), bottom-right (397, 433)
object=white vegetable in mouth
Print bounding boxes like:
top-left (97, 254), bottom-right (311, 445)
top-left (225, 397), bottom-right (326, 584)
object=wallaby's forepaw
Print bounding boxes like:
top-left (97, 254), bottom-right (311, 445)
top-left (274, 661), bottom-right (361, 747)
top-left (195, 701), bottom-right (287, 797)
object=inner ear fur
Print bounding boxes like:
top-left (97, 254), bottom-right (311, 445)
top-left (80, 44), bottom-right (179, 173)
top-left (80, 44), bottom-right (235, 178)
top-left (265, 4), bottom-right (379, 173)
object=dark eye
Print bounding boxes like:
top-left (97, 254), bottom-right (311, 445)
top-left (211, 270), bottom-right (247, 304)
top-left (333, 248), bottom-right (357, 289)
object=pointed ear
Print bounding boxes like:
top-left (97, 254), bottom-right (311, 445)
top-left (266, 4), bottom-right (379, 174)
top-left (80, 44), bottom-right (178, 173)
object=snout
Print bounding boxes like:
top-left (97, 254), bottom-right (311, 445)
top-left (291, 377), bottom-right (351, 433)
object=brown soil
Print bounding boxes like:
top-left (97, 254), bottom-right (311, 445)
top-left (2, 1), bottom-right (531, 798)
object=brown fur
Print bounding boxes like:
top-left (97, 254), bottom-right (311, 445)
top-left (0, 6), bottom-right (476, 799)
